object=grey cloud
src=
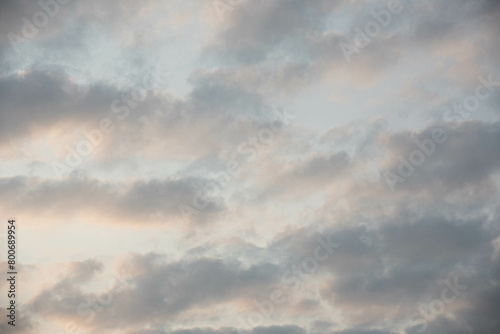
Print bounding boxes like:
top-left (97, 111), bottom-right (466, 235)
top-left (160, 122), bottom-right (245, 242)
top-left (329, 330), bottom-right (394, 334)
top-left (29, 259), bottom-right (103, 319)
top-left (0, 0), bottom-right (75, 44)
top-left (379, 216), bottom-right (491, 266)
top-left (206, 0), bottom-right (346, 64)
top-left (409, 0), bottom-right (500, 45)
top-left (252, 151), bottom-right (351, 202)
top-left (251, 325), bottom-right (307, 334)
top-left (405, 258), bottom-right (500, 334)
top-left (0, 69), bottom-right (120, 142)
top-left (0, 0), bottom-right (160, 45)
top-left (381, 121), bottom-right (500, 195)
top-left (172, 325), bottom-right (306, 334)
top-left (0, 313), bottom-right (35, 334)
top-left (127, 325), bottom-right (307, 334)
top-left (0, 175), bottom-right (225, 225)
top-left (2, 1), bottom-right (500, 334)
top-left (29, 254), bottom-right (282, 331)
top-left (268, 208), bottom-right (498, 327)
top-left (204, 0), bottom-right (500, 95)
top-left (202, 0), bottom-right (354, 96)
top-left (0, 66), bottom-right (290, 164)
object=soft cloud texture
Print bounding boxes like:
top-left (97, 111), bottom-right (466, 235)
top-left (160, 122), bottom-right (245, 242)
top-left (0, 1), bottom-right (499, 334)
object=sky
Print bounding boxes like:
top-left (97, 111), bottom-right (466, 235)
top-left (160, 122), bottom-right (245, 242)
top-left (0, 0), bottom-right (500, 333)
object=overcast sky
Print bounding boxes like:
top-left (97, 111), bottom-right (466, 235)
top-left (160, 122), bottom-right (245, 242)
top-left (1, 0), bottom-right (500, 334)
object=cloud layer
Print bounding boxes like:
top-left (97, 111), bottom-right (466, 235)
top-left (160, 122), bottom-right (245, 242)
top-left (0, 0), bottom-right (499, 334)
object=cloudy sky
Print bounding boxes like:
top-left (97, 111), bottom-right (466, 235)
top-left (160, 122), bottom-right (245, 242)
top-left (0, 0), bottom-right (500, 333)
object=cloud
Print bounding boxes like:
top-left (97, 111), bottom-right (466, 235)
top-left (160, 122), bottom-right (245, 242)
top-left (0, 175), bottom-right (225, 225)
top-left (381, 121), bottom-right (500, 195)
top-left (2, 1), bottom-right (500, 333)
top-left (26, 253), bottom-right (282, 331)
